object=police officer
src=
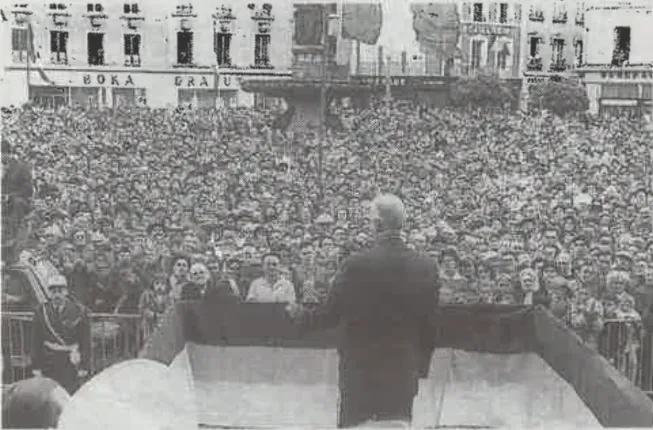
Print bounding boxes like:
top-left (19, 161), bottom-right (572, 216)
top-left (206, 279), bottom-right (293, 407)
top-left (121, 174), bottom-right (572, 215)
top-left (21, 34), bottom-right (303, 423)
top-left (31, 275), bottom-right (91, 394)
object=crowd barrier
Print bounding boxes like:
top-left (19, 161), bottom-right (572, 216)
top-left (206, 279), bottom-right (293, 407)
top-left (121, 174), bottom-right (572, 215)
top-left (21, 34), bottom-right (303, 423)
top-left (1, 312), bottom-right (143, 384)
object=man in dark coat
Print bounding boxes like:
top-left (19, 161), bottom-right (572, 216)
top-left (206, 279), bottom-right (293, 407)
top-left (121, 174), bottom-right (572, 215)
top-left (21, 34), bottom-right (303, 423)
top-left (287, 194), bottom-right (441, 428)
top-left (31, 275), bottom-right (91, 394)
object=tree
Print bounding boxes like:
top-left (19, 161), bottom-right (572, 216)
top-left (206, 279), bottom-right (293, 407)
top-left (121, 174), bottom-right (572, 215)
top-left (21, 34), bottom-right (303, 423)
top-left (448, 72), bottom-right (517, 111)
top-left (529, 81), bottom-right (589, 117)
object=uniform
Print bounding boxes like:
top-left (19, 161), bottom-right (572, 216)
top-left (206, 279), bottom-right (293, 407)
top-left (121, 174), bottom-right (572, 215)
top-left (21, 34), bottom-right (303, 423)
top-left (300, 232), bottom-right (440, 428)
top-left (31, 298), bottom-right (91, 394)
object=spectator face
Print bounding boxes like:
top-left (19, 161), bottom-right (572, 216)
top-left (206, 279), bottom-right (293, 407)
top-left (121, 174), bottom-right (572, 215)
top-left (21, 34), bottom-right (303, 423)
top-left (333, 228), bottom-right (346, 246)
top-left (118, 250), bottom-right (131, 265)
top-left (442, 255), bottom-right (457, 273)
top-left (597, 254), bottom-right (612, 272)
top-left (301, 245), bottom-right (315, 266)
top-left (73, 231), bottom-right (87, 247)
top-left (262, 255), bottom-right (280, 278)
top-left (49, 284), bottom-right (68, 307)
top-left (190, 264), bottom-right (210, 285)
top-left (173, 258), bottom-right (189, 279)
top-left (543, 230), bottom-right (558, 247)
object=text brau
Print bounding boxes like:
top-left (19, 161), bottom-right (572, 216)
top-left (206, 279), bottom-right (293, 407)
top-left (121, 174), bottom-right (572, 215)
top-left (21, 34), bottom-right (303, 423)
top-left (174, 76), bottom-right (232, 87)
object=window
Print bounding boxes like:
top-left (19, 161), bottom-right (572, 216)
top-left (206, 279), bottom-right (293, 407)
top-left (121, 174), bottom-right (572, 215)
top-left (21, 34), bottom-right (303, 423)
top-left (50, 30), bottom-right (68, 64)
top-left (124, 33), bottom-right (141, 66)
top-left (499, 3), bottom-right (508, 23)
top-left (87, 3), bottom-right (103, 12)
top-left (575, 40), bottom-right (583, 67)
top-left (470, 39), bottom-right (485, 71)
top-left (529, 37), bottom-right (539, 57)
top-left (254, 34), bottom-right (271, 67)
top-left (177, 31), bottom-right (193, 65)
top-left (552, 38), bottom-right (564, 64)
top-left (123, 3), bottom-right (139, 13)
top-left (214, 32), bottom-right (231, 66)
top-left (612, 26), bottom-right (630, 66)
top-left (11, 28), bottom-right (28, 63)
top-left (88, 32), bottom-right (105, 65)
top-left (473, 3), bottom-right (484, 22)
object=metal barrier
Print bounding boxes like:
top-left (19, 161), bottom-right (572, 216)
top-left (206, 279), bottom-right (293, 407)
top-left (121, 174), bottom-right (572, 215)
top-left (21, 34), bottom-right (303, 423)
top-left (597, 319), bottom-right (653, 393)
top-left (1, 312), bottom-right (144, 384)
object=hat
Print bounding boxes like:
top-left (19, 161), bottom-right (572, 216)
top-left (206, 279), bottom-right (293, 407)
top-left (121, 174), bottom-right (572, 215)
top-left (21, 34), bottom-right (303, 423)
top-left (47, 275), bottom-right (68, 289)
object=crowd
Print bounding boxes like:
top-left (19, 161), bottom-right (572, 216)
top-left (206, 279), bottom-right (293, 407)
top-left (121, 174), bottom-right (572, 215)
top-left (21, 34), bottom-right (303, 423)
top-left (1, 101), bottom-right (652, 362)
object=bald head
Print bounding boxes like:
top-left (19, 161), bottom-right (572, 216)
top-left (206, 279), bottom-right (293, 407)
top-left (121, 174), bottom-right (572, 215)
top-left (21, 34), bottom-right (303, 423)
top-left (370, 194), bottom-right (406, 232)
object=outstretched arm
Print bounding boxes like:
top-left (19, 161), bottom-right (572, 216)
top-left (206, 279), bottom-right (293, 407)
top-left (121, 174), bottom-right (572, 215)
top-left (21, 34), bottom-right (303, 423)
top-left (294, 259), bottom-right (350, 331)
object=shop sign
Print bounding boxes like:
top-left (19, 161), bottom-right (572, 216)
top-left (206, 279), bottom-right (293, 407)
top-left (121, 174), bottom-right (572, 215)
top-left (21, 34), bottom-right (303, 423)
top-left (82, 73), bottom-right (135, 86)
top-left (464, 23), bottom-right (512, 36)
top-left (173, 75), bottom-right (235, 88)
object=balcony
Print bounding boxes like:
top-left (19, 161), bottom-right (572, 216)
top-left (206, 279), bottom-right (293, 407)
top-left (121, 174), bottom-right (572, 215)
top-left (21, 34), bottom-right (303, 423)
top-left (11, 50), bottom-right (28, 64)
top-left (549, 59), bottom-right (568, 72)
top-left (526, 57), bottom-right (543, 71)
top-left (50, 51), bottom-right (68, 65)
top-left (124, 54), bottom-right (141, 67)
top-left (552, 11), bottom-right (568, 24)
top-left (251, 60), bottom-right (273, 69)
top-left (529, 10), bottom-right (544, 22)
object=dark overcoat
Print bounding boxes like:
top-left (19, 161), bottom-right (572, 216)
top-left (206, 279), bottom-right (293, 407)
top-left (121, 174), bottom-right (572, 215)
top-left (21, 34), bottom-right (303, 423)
top-left (301, 232), bottom-right (440, 428)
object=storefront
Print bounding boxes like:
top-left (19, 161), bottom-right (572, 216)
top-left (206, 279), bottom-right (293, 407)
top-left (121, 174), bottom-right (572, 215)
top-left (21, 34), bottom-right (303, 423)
top-left (578, 66), bottom-right (653, 117)
top-left (2, 66), bottom-right (291, 109)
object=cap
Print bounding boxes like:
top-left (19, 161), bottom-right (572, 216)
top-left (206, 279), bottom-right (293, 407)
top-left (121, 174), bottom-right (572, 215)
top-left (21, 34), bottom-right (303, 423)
top-left (47, 275), bottom-right (68, 289)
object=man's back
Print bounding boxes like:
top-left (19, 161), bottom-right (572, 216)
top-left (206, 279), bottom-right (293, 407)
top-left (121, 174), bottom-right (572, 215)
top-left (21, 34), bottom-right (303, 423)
top-left (327, 233), bottom-right (440, 427)
top-left (336, 236), bottom-right (439, 351)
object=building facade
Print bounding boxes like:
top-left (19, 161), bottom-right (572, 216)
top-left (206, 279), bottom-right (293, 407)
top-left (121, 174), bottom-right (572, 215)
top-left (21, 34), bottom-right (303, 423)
top-left (0, 0), bottom-right (293, 109)
top-left (577, 1), bottom-right (652, 116)
top-left (523, 0), bottom-right (585, 74)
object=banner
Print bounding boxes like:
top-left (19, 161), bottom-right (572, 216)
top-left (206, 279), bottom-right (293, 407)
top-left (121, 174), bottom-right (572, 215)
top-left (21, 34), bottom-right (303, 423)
top-left (411, 3), bottom-right (460, 57)
top-left (27, 20), bottom-right (54, 85)
top-left (342, 3), bottom-right (383, 45)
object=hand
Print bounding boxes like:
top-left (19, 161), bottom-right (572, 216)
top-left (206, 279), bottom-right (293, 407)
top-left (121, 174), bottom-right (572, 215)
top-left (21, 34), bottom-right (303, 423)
top-left (285, 302), bottom-right (304, 322)
top-left (78, 369), bottom-right (89, 379)
top-left (32, 369), bottom-right (43, 378)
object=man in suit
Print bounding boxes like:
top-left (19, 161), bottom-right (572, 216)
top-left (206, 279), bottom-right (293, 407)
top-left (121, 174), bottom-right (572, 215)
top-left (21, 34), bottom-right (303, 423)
top-left (287, 194), bottom-right (441, 428)
top-left (31, 275), bottom-right (91, 394)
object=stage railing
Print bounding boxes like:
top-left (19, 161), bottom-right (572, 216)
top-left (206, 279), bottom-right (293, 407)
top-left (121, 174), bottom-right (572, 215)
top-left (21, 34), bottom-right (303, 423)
top-left (2, 309), bottom-right (653, 395)
top-left (1, 312), bottom-right (143, 384)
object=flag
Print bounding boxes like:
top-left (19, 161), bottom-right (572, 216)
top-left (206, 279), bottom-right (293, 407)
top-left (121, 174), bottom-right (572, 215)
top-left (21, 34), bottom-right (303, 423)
top-left (213, 64), bottom-right (219, 90)
top-left (411, 2), bottom-right (460, 57)
top-left (294, 5), bottom-right (324, 46)
top-left (1, 9), bottom-right (8, 22)
top-left (27, 20), bottom-right (55, 85)
top-left (342, 3), bottom-right (382, 45)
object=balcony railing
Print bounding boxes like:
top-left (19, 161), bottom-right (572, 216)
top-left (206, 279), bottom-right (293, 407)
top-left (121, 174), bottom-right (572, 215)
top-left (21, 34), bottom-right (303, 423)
top-left (549, 59), bottom-right (568, 72)
top-left (526, 57), bottom-right (543, 71)
top-left (529, 10), bottom-right (544, 22)
top-left (11, 50), bottom-right (28, 64)
top-left (50, 51), bottom-right (68, 65)
top-left (124, 54), bottom-right (141, 67)
top-left (552, 11), bottom-right (568, 24)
